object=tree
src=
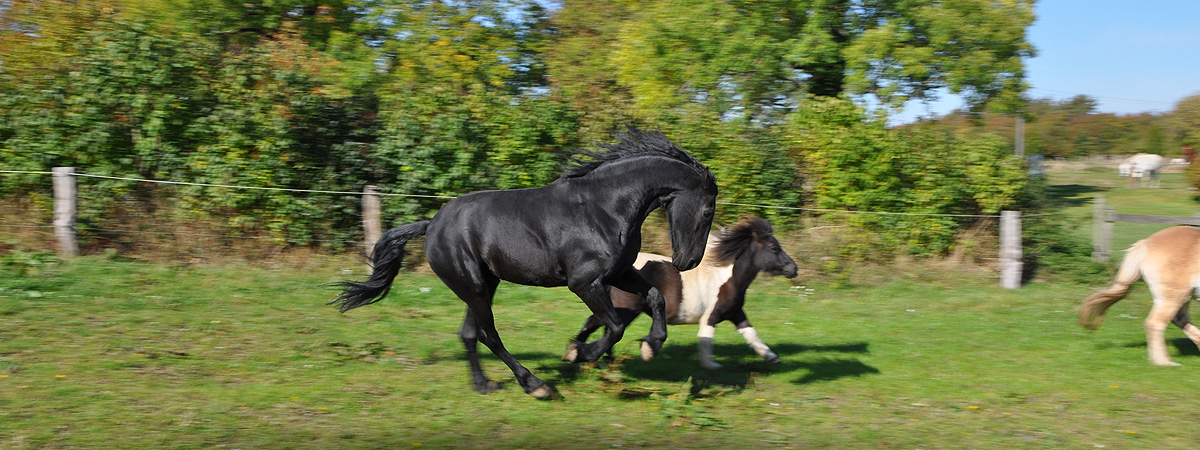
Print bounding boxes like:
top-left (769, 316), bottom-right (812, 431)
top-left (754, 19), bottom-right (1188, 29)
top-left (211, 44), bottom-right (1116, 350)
top-left (548, 0), bottom-right (1037, 130)
top-left (1171, 94), bottom-right (1200, 148)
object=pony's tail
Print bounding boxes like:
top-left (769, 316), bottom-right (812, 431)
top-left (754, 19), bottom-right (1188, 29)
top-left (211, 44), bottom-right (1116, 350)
top-left (329, 220), bottom-right (431, 313)
top-left (1078, 239), bottom-right (1148, 330)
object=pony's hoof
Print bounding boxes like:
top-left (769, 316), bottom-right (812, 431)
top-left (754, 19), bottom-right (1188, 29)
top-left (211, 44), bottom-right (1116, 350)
top-left (562, 341), bottom-right (580, 362)
top-left (700, 361), bottom-right (723, 370)
top-left (528, 385), bottom-right (553, 399)
top-left (640, 341), bottom-right (656, 362)
top-left (764, 352), bottom-right (781, 364)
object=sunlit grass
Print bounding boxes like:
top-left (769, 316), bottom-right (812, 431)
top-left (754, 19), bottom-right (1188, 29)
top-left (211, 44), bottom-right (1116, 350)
top-left (2, 257), bottom-right (1197, 449)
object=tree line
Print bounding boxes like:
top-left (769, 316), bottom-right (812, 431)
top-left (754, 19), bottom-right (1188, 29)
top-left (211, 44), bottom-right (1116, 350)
top-left (2, 0), bottom-right (1039, 257)
top-left (927, 94), bottom-right (1200, 160)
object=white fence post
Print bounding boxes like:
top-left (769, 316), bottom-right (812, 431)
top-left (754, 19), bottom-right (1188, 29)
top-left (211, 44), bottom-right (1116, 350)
top-left (52, 167), bottom-right (79, 257)
top-left (362, 185), bottom-right (382, 258)
top-left (1000, 210), bottom-right (1022, 289)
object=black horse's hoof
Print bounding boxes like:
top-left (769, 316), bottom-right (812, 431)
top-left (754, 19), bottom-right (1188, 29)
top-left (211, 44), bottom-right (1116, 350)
top-left (639, 338), bottom-right (664, 361)
top-left (528, 384), bottom-right (554, 399)
top-left (562, 341), bottom-right (581, 362)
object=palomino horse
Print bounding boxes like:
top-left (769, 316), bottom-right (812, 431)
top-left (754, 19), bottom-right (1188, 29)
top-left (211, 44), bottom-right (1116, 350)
top-left (1079, 226), bottom-right (1200, 366)
top-left (332, 126), bottom-right (718, 398)
top-left (572, 217), bottom-right (798, 369)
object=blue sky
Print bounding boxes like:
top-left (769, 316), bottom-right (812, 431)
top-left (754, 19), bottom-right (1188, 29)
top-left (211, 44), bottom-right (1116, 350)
top-left (892, 0), bottom-right (1200, 123)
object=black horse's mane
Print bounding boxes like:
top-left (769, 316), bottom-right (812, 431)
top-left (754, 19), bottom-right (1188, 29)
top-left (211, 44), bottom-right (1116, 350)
top-left (563, 125), bottom-right (713, 182)
top-left (712, 217), bottom-right (773, 262)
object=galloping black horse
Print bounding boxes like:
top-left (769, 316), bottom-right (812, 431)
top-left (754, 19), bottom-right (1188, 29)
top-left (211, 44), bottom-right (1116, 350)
top-left (331, 127), bottom-right (718, 398)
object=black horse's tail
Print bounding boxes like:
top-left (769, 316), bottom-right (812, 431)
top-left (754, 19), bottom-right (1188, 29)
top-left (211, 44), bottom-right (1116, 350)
top-left (330, 220), bottom-right (430, 313)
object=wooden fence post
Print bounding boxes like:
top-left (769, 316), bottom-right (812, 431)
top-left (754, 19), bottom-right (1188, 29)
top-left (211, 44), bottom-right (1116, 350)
top-left (52, 167), bottom-right (78, 257)
top-left (1000, 210), bottom-right (1022, 289)
top-left (1092, 194), bottom-right (1113, 262)
top-left (362, 185), bottom-right (382, 259)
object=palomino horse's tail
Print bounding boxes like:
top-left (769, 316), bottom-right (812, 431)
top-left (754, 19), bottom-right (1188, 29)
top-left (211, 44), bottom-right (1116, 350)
top-left (330, 221), bottom-right (431, 313)
top-left (1078, 239), bottom-right (1149, 330)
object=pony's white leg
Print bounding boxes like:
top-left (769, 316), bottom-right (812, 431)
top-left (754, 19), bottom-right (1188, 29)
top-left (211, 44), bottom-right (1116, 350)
top-left (1145, 296), bottom-right (1185, 366)
top-left (697, 324), bottom-right (722, 370)
top-left (737, 326), bottom-right (779, 363)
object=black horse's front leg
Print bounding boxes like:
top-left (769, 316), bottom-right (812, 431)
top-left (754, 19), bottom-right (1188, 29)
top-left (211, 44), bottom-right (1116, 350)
top-left (640, 285), bottom-right (668, 360)
top-left (609, 270), bottom-right (667, 361)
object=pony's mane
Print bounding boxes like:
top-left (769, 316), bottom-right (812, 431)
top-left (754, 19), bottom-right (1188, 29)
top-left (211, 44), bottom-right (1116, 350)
top-left (710, 217), bottom-right (773, 263)
top-left (562, 125), bottom-right (713, 182)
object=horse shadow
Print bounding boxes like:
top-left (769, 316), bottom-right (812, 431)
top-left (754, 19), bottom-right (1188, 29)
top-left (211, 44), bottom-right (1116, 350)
top-left (1045, 183), bottom-right (1106, 208)
top-left (1120, 339), bottom-right (1200, 357)
top-left (536, 339), bottom-right (879, 392)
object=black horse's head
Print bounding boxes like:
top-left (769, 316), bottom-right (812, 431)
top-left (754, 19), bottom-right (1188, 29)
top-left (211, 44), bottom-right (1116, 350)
top-left (568, 126), bottom-right (718, 272)
top-left (714, 217), bottom-right (798, 278)
top-left (663, 178), bottom-right (718, 271)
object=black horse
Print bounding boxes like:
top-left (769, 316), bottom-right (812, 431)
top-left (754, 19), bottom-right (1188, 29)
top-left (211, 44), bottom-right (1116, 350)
top-left (331, 127), bottom-right (718, 398)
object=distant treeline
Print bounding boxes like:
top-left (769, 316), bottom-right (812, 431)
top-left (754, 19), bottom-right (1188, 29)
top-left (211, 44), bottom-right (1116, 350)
top-left (921, 94), bottom-right (1200, 159)
top-left (2, 1), bottom-right (1056, 256)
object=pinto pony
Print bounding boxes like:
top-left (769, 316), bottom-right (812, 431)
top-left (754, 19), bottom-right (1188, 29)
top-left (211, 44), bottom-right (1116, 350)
top-left (573, 217), bottom-right (798, 369)
top-left (332, 127), bottom-right (718, 398)
top-left (1079, 226), bottom-right (1200, 366)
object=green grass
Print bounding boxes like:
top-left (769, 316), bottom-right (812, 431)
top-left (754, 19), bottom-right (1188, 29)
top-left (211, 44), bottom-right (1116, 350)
top-left (2, 257), bottom-right (1199, 449)
top-left (1046, 168), bottom-right (1200, 251)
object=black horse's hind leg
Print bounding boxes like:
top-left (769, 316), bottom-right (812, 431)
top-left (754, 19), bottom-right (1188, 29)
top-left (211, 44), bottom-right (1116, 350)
top-left (444, 271), bottom-right (551, 398)
top-left (461, 309), bottom-right (501, 394)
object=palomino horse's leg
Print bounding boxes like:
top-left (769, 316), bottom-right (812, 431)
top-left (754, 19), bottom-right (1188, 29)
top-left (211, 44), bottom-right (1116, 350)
top-left (1171, 301), bottom-right (1200, 351)
top-left (444, 272), bottom-right (552, 398)
top-left (1144, 284), bottom-right (1191, 366)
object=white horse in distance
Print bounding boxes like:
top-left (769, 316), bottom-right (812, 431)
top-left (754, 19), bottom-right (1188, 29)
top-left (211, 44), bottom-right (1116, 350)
top-left (1117, 153), bottom-right (1165, 187)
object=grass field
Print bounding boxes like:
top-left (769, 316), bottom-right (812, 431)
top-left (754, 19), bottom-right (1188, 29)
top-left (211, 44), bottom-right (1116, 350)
top-left (3, 168), bottom-right (1200, 449)
top-left (1046, 168), bottom-right (1198, 251)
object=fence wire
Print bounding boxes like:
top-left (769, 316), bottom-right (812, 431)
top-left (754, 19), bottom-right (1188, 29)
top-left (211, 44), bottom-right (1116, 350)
top-left (2, 168), bottom-right (1067, 246)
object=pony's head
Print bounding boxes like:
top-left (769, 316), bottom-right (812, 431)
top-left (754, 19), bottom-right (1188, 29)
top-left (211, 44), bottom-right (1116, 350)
top-left (713, 217), bottom-right (797, 278)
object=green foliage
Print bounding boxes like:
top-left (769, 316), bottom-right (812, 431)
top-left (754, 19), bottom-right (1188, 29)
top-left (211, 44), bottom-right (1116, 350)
top-left (1171, 94), bottom-right (1200, 149)
top-left (1020, 213), bottom-right (1110, 285)
top-left (844, 0), bottom-right (1035, 113)
top-left (792, 97), bottom-right (1026, 256)
top-left (2, 0), bottom-right (1048, 260)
